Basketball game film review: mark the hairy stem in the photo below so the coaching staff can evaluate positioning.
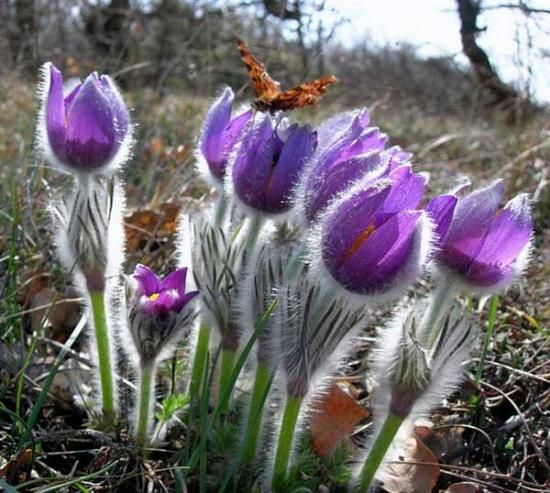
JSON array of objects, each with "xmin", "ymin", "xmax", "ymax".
[
  {"xmin": 135, "ymin": 362, "xmax": 155, "ymax": 451},
  {"xmin": 272, "ymin": 395, "xmax": 302, "ymax": 489},
  {"xmin": 242, "ymin": 363, "xmax": 272, "ymax": 462},
  {"xmin": 189, "ymin": 323, "xmax": 211, "ymax": 399},
  {"xmin": 420, "ymin": 277, "xmax": 457, "ymax": 349},
  {"xmin": 356, "ymin": 412, "xmax": 405, "ymax": 492},
  {"xmin": 89, "ymin": 290, "xmax": 115, "ymax": 425}
]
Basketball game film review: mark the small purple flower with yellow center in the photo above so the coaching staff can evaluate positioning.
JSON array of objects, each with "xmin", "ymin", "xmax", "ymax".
[
  {"xmin": 128, "ymin": 265, "xmax": 199, "ymax": 364},
  {"xmin": 127, "ymin": 265, "xmax": 198, "ymax": 450},
  {"xmin": 437, "ymin": 180, "xmax": 532, "ymax": 291},
  {"xmin": 313, "ymin": 165, "xmax": 432, "ymax": 303},
  {"xmin": 300, "ymin": 109, "xmax": 389, "ymax": 222},
  {"xmin": 38, "ymin": 62, "xmax": 130, "ymax": 174},
  {"xmin": 198, "ymin": 86, "xmax": 253, "ymax": 182},
  {"xmin": 230, "ymin": 113, "xmax": 317, "ymax": 214}
]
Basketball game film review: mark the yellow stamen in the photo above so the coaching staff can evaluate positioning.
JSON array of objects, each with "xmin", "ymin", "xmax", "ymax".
[
  {"xmin": 342, "ymin": 223, "xmax": 376, "ymax": 264},
  {"xmin": 149, "ymin": 293, "xmax": 160, "ymax": 301}
]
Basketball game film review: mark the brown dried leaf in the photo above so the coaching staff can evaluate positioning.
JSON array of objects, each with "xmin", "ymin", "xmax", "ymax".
[
  {"xmin": 124, "ymin": 202, "xmax": 181, "ymax": 253},
  {"xmin": 309, "ymin": 383, "xmax": 369, "ymax": 456},
  {"xmin": 380, "ymin": 427, "xmax": 440, "ymax": 493},
  {"xmin": 415, "ymin": 425, "xmax": 465, "ymax": 462},
  {"xmin": 0, "ymin": 448, "xmax": 33, "ymax": 484},
  {"xmin": 29, "ymin": 287, "xmax": 80, "ymax": 342}
]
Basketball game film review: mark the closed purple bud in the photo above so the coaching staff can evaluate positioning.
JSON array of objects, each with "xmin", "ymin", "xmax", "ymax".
[
  {"xmin": 198, "ymin": 86, "xmax": 252, "ymax": 181},
  {"xmin": 39, "ymin": 63, "xmax": 130, "ymax": 173},
  {"xmin": 317, "ymin": 168, "xmax": 431, "ymax": 301},
  {"xmin": 438, "ymin": 180, "xmax": 532, "ymax": 289},
  {"xmin": 301, "ymin": 110, "xmax": 389, "ymax": 222},
  {"xmin": 231, "ymin": 114, "xmax": 316, "ymax": 214},
  {"xmin": 128, "ymin": 265, "xmax": 199, "ymax": 363}
]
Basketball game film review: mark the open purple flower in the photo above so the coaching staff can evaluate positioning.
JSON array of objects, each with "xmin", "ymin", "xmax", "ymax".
[
  {"xmin": 134, "ymin": 265, "xmax": 199, "ymax": 317},
  {"xmin": 231, "ymin": 114, "xmax": 317, "ymax": 214},
  {"xmin": 128, "ymin": 265, "xmax": 199, "ymax": 363},
  {"xmin": 316, "ymin": 166, "xmax": 431, "ymax": 301},
  {"xmin": 198, "ymin": 87, "xmax": 252, "ymax": 182},
  {"xmin": 437, "ymin": 180, "xmax": 532, "ymax": 290},
  {"xmin": 300, "ymin": 109, "xmax": 389, "ymax": 222},
  {"xmin": 39, "ymin": 63, "xmax": 130, "ymax": 173}
]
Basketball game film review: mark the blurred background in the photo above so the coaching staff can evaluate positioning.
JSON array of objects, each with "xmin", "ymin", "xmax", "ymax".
[{"xmin": 1, "ymin": 0, "xmax": 549, "ymax": 113}]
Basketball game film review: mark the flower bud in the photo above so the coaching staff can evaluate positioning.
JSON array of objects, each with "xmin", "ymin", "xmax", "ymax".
[
  {"xmin": 231, "ymin": 114, "xmax": 317, "ymax": 214},
  {"xmin": 198, "ymin": 86, "xmax": 252, "ymax": 182},
  {"xmin": 128, "ymin": 265, "xmax": 199, "ymax": 364},
  {"xmin": 38, "ymin": 63, "xmax": 130, "ymax": 174},
  {"xmin": 315, "ymin": 166, "xmax": 432, "ymax": 302},
  {"xmin": 437, "ymin": 180, "xmax": 532, "ymax": 291}
]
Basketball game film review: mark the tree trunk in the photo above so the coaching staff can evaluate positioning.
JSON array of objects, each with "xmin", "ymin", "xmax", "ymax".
[{"xmin": 455, "ymin": 0, "xmax": 520, "ymax": 106}]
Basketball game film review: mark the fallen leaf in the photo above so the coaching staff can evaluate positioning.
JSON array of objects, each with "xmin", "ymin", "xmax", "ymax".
[
  {"xmin": 29, "ymin": 287, "xmax": 80, "ymax": 342},
  {"xmin": 415, "ymin": 425, "xmax": 465, "ymax": 462},
  {"xmin": 379, "ymin": 427, "xmax": 440, "ymax": 493},
  {"xmin": 0, "ymin": 448, "xmax": 33, "ymax": 484},
  {"xmin": 309, "ymin": 383, "xmax": 369, "ymax": 456},
  {"xmin": 124, "ymin": 202, "xmax": 181, "ymax": 253},
  {"xmin": 445, "ymin": 482, "xmax": 482, "ymax": 493}
]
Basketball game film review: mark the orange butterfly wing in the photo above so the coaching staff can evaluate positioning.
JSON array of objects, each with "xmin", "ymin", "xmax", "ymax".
[
  {"xmin": 238, "ymin": 38, "xmax": 280, "ymax": 100},
  {"xmin": 269, "ymin": 76, "xmax": 338, "ymax": 111},
  {"xmin": 238, "ymin": 38, "xmax": 337, "ymax": 112}
]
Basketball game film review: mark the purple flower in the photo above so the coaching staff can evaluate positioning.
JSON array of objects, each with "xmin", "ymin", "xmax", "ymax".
[
  {"xmin": 134, "ymin": 265, "xmax": 199, "ymax": 317},
  {"xmin": 198, "ymin": 87, "xmax": 253, "ymax": 182},
  {"xmin": 300, "ymin": 109, "xmax": 389, "ymax": 222},
  {"xmin": 317, "ymin": 166, "xmax": 431, "ymax": 299},
  {"xmin": 231, "ymin": 114, "xmax": 317, "ymax": 214},
  {"xmin": 437, "ymin": 180, "xmax": 532, "ymax": 289},
  {"xmin": 39, "ymin": 63, "xmax": 130, "ymax": 172},
  {"xmin": 128, "ymin": 265, "xmax": 199, "ymax": 363}
]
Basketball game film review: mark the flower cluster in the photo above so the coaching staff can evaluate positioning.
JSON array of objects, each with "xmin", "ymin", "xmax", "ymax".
[{"xmin": 37, "ymin": 63, "xmax": 533, "ymax": 491}]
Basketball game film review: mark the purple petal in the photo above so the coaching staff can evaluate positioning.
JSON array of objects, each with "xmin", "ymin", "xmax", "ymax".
[
  {"xmin": 316, "ymin": 110, "xmax": 359, "ymax": 153},
  {"xmin": 425, "ymin": 194, "xmax": 458, "ymax": 247},
  {"xmin": 134, "ymin": 264, "xmax": 160, "ymax": 296},
  {"xmin": 154, "ymin": 290, "xmax": 180, "ymax": 314},
  {"xmin": 464, "ymin": 194, "xmax": 532, "ymax": 284},
  {"xmin": 223, "ymin": 109, "xmax": 253, "ymax": 153},
  {"xmin": 265, "ymin": 125, "xmax": 316, "ymax": 212},
  {"xmin": 64, "ymin": 83, "xmax": 82, "ymax": 110},
  {"xmin": 339, "ymin": 128, "xmax": 387, "ymax": 159},
  {"xmin": 322, "ymin": 184, "xmax": 392, "ymax": 271},
  {"xmin": 380, "ymin": 166, "xmax": 426, "ymax": 215},
  {"xmin": 445, "ymin": 180, "xmax": 504, "ymax": 246},
  {"xmin": 45, "ymin": 63, "xmax": 67, "ymax": 162},
  {"xmin": 99, "ymin": 75, "xmax": 129, "ymax": 144},
  {"xmin": 199, "ymin": 87, "xmax": 233, "ymax": 179},
  {"xmin": 161, "ymin": 268, "xmax": 188, "ymax": 293},
  {"xmin": 325, "ymin": 210, "xmax": 422, "ymax": 294},
  {"xmin": 384, "ymin": 146, "xmax": 413, "ymax": 169},
  {"xmin": 232, "ymin": 114, "xmax": 276, "ymax": 211},
  {"xmin": 172, "ymin": 290, "xmax": 200, "ymax": 312},
  {"xmin": 306, "ymin": 151, "xmax": 383, "ymax": 221},
  {"xmin": 65, "ymin": 74, "xmax": 117, "ymax": 168}
]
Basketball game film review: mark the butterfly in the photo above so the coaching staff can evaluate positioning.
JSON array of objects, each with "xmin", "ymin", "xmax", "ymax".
[{"xmin": 238, "ymin": 38, "xmax": 337, "ymax": 112}]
